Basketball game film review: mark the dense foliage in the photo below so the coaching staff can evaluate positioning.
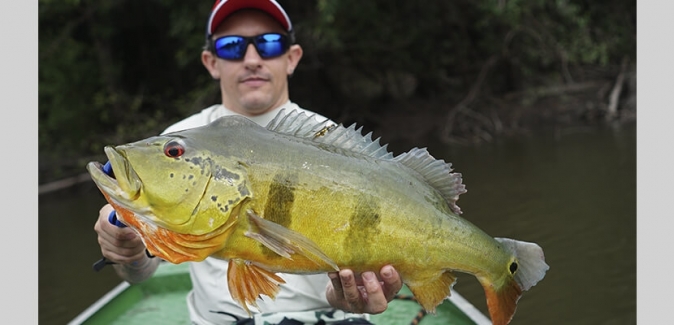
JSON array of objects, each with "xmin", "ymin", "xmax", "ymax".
[{"xmin": 39, "ymin": 0, "xmax": 635, "ymax": 182}]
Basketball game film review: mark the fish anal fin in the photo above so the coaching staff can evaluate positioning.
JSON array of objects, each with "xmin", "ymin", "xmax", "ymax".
[
  {"xmin": 245, "ymin": 210, "xmax": 339, "ymax": 271},
  {"xmin": 480, "ymin": 276, "xmax": 522, "ymax": 325},
  {"xmin": 405, "ymin": 270, "xmax": 457, "ymax": 314},
  {"xmin": 227, "ymin": 259, "xmax": 285, "ymax": 315}
]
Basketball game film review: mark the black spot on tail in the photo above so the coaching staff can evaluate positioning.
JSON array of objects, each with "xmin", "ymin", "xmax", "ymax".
[{"xmin": 509, "ymin": 261, "xmax": 518, "ymax": 274}]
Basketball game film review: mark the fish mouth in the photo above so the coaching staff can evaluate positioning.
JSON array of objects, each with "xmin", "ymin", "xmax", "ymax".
[{"xmin": 86, "ymin": 146, "xmax": 142, "ymax": 206}]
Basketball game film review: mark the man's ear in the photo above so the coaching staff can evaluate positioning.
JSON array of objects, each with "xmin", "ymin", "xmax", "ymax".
[
  {"xmin": 201, "ymin": 50, "xmax": 220, "ymax": 80},
  {"xmin": 286, "ymin": 44, "xmax": 303, "ymax": 76}
]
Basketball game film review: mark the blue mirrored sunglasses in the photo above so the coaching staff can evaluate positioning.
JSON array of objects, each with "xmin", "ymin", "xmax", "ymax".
[{"xmin": 210, "ymin": 33, "xmax": 291, "ymax": 60}]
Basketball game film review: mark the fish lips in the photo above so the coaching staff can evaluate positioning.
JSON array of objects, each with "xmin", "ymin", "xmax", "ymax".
[{"xmin": 87, "ymin": 146, "xmax": 142, "ymax": 202}]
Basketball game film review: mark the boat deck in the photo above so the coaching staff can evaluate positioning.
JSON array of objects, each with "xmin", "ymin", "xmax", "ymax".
[{"xmin": 69, "ymin": 262, "xmax": 490, "ymax": 325}]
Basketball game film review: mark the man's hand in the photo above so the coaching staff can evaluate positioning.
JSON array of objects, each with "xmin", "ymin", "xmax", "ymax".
[
  {"xmin": 93, "ymin": 204, "xmax": 146, "ymax": 265},
  {"xmin": 325, "ymin": 265, "xmax": 402, "ymax": 314}
]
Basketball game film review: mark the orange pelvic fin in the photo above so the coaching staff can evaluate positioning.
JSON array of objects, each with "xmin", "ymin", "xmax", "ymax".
[
  {"xmin": 245, "ymin": 210, "xmax": 339, "ymax": 271},
  {"xmin": 405, "ymin": 270, "xmax": 457, "ymax": 313},
  {"xmin": 227, "ymin": 258, "xmax": 286, "ymax": 315}
]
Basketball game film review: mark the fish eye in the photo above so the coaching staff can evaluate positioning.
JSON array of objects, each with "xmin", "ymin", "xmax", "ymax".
[{"xmin": 164, "ymin": 140, "xmax": 185, "ymax": 158}]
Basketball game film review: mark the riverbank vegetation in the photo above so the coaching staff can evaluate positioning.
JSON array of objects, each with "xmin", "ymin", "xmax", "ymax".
[{"xmin": 39, "ymin": 0, "xmax": 635, "ymax": 184}]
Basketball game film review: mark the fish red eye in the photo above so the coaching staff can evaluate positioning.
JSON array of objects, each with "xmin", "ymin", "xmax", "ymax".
[{"xmin": 164, "ymin": 141, "xmax": 185, "ymax": 158}]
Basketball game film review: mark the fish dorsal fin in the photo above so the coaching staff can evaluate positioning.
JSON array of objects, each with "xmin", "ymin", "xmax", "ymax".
[
  {"xmin": 394, "ymin": 147, "xmax": 467, "ymax": 215},
  {"xmin": 268, "ymin": 109, "xmax": 466, "ymax": 213},
  {"xmin": 266, "ymin": 109, "xmax": 394, "ymax": 160}
]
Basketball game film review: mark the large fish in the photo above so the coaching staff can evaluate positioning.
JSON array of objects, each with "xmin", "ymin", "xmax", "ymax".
[{"xmin": 87, "ymin": 109, "xmax": 548, "ymax": 325}]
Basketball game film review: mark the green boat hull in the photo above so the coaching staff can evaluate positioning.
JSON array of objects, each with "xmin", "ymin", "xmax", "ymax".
[{"xmin": 69, "ymin": 262, "xmax": 490, "ymax": 325}]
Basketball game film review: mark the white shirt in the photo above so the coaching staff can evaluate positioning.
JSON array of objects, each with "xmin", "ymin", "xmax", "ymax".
[
  {"xmin": 161, "ymin": 102, "xmax": 318, "ymax": 134},
  {"xmin": 160, "ymin": 102, "xmax": 368, "ymax": 325}
]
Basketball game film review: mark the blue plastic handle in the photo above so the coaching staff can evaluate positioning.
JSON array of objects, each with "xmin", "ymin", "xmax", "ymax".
[
  {"xmin": 102, "ymin": 161, "xmax": 125, "ymax": 227},
  {"xmin": 93, "ymin": 161, "xmax": 151, "ymax": 272},
  {"xmin": 108, "ymin": 210, "xmax": 127, "ymax": 228},
  {"xmin": 102, "ymin": 161, "xmax": 115, "ymax": 178}
]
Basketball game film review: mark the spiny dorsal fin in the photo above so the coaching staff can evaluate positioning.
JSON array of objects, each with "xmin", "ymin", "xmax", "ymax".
[
  {"xmin": 267, "ymin": 109, "xmax": 394, "ymax": 160},
  {"xmin": 266, "ymin": 108, "xmax": 332, "ymax": 137},
  {"xmin": 394, "ymin": 147, "xmax": 466, "ymax": 215},
  {"xmin": 268, "ymin": 109, "xmax": 465, "ymax": 212}
]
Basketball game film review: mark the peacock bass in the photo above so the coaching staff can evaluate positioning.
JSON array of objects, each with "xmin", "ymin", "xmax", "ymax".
[{"xmin": 86, "ymin": 109, "xmax": 549, "ymax": 325}]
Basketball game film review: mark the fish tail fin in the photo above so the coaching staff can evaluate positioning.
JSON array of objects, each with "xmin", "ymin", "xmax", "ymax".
[
  {"xmin": 479, "ymin": 238, "xmax": 549, "ymax": 325},
  {"xmin": 405, "ymin": 270, "xmax": 457, "ymax": 314},
  {"xmin": 495, "ymin": 237, "xmax": 549, "ymax": 292}
]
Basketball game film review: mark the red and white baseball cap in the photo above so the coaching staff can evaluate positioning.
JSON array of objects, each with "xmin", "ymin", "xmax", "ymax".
[{"xmin": 206, "ymin": 0, "xmax": 293, "ymax": 38}]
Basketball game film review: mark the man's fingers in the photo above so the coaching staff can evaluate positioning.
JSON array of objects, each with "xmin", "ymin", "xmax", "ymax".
[
  {"xmin": 361, "ymin": 271, "xmax": 387, "ymax": 314},
  {"xmin": 340, "ymin": 269, "xmax": 366, "ymax": 313},
  {"xmin": 101, "ymin": 249, "xmax": 145, "ymax": 265},
  {"xmin": 380, "ymin": 265, "xmax": 402, "ymax": 301},
  {"xmin": 328, "ymin": 272, "xmax": 343, "ymax": 299},
  {"xmin": 327, "ymin": 266, "xmax": 402, "ymax": 314},
  {"xmin": 97, "ymin": 225, "xmax": 140, "ymax": 248}
]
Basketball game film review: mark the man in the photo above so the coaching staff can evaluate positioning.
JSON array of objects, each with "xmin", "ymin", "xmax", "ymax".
[{"xmin": 93, "ymin": 1, "xmax": 402, "ymax": 324}]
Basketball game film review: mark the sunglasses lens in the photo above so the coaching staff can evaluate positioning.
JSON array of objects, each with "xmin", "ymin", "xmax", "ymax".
[
  {"xmin": 212, "ymin": 33, "xmax": 289, "ymax": 60},
  {"xmin": 213, "ymin": 36, "xmax": 247, "ymax": 60},
  {"xmin": 255, "ymin": 34, "xmax": 288, "ymax": 58}
]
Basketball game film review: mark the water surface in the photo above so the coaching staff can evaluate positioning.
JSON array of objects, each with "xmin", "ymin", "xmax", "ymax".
[{"xmin": 430, "ymin": 125, "xmax": 636, "ymax": 324}]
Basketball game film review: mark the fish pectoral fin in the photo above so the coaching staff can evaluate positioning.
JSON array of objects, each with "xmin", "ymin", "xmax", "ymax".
[
  {"xmin": 245, "ymin": 210, "xmax": 339, "ymax": 271},
  {"xmin": 405, "ymin": 270, "xmax": 457, "ymax": 314},
  {"xmin": 227, "ymin": 259, "xmax": 286, "ymax": 316}
]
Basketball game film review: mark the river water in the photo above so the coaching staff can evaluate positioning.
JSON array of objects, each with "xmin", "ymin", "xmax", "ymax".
[{"xmin": 38, "ymin": 124, "xmax": 636, "ymax": 325}]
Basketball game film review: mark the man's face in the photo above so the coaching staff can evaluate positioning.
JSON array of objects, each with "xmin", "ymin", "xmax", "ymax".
[{"xmin": 203, "ymin": 10, "xmax": 302, "ymax": 116}]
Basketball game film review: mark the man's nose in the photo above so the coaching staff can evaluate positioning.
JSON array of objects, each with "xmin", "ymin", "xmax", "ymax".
[{"xmin": 243, "ymin": 43, "xmax": 262, "ymax": 66}]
